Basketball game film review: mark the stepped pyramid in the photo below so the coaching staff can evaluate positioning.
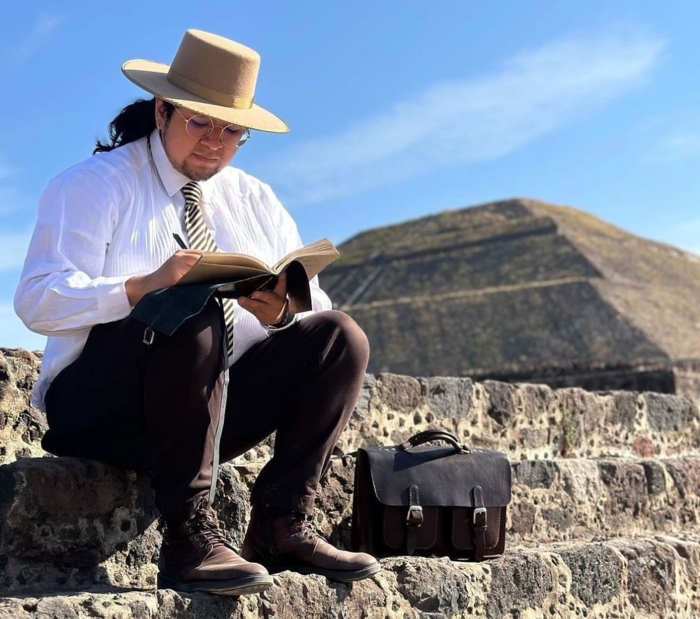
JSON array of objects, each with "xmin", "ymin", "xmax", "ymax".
[
  {"xmin": 1, "ymin": 348, "xmax": 700, "ymax": 617},
  {"xmin": 321, "ymin": 199, "xmax": 700, "ymax": 398}
]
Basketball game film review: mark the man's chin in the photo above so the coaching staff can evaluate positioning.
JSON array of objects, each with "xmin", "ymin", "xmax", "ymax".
[{"xmin": 181, "ymin": 163, "xmax": 221, "ymax": 182}]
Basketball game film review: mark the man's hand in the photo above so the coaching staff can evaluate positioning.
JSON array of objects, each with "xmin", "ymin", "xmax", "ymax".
[
  {"xmin": 237, "ymin": 273, "xmax": 289, "ymax": 325},
  {"xmin": 126, "ymin": 249, "xmax": 203, "ymax": 306}
]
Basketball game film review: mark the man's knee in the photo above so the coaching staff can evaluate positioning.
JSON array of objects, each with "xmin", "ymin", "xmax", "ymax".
[{"xmin": 306, "ymin": 310, "xmax": 370, "ymax": 369}]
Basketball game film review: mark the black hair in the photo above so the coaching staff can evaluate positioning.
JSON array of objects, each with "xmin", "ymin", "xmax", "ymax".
[{"xmin": 93, "ymin": 97, "xmax": 175, "ymax": 154}]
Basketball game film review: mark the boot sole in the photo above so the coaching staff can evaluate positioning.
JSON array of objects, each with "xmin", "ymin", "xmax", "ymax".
[
  {"xmin": 267, "ymin": 562, "xmax": 382, "ymax": 583},
  {"xmin": 157, "ymin": 572, "xmax": 274, "ymax": 596}
]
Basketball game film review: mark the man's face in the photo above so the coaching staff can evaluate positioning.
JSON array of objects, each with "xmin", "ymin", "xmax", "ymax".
[{"xmin": 155, "ymin": 98, "xmax": 243, "ymax": 181}]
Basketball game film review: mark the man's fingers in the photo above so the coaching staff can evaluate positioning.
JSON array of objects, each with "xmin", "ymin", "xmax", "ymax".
[
  {"xmin": 171, "ymin": 249, "xmax": 203, "ymax": 267},
  {"xmin": 237, "ymin": 296, "xmax": 259, "ymax": 309},
  {"xmin": 237, "ymin": 294, "xmax": 285, "ymax": 324},
  {"xmin": 274, "ymin": 272, "xmax": 288, "ymax": 294},
  {"xmin": 248, "ymin": 292, "xmax": 268, "ymax": 304},
  {"xmin": 240, "ymin": 272, "xmax": 287, "ymax": 321}
]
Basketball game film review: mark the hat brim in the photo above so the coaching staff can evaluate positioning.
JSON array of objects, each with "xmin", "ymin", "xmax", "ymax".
[{"xmin": 122, "ymin": 60, "xmax": 289, "ymax": 134}]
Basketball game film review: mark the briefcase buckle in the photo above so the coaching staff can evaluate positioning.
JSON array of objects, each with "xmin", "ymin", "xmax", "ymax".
[
  {"xmin": 473, "ymin": 506, "xmax": 488, "ymax": 529},
  {"xmin": 406, "ymin": 505, "xmax": 424, "ymax": 528},
  {"xmin": 143, "ymin": 328, "xmax": 155, "ymax": 345}
]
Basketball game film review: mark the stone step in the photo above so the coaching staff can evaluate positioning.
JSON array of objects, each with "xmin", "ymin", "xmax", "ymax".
[
  {"xmin": 1, "ymin": 534, "xmax": 699, "ymax": 619},
  {"xmin": 315, "ymin": 452, "xmax": 700, "ymax": 553},
  {"xmin": 3, "ymin": 346, "xmax": 700, "ymax": 467},
  {"xmin": 339, "ymin": 374, "xmax": 700, "ymax": 461},
  {"xmin": 2, "ymin": 453, "xmax": 699, "ymax": 595}
]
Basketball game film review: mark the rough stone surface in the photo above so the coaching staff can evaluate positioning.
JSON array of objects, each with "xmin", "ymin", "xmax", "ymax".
[
  {"xmin": 2, "ymin": 537, "xmax": 699, "ymax": 618},
  {"xmin": 4, "ymin": 452, "xmax": 700, "ymax": 596},
  {"xmin": 3, "ymin": 349, "xmax": 700, "ymax": 616},
  {"xmin": 210, "ymin": 464, "xmax": 254, "ymax": 548},
  {"xmin": 559, "ymin": 544, "xmax": 623, "ymax": 606},
  {"xmin": 337, "ymin": 373, "xmax": 700, "ymax": 463},
  {"xmin": 599, "ymin": 460, "xmax": 648, "ymax": 519},
  {"xmin": 611, "ymin": 537, "xmax": 698, "ymax": 619},
  {"xmin": 511, "ymin": 460, "xmax": 556, "ymax": 489},
  {"xmin": 485, "ymin": 551, "xmax": 553, "ymax": 618},
  {"xmin": 609, "ymin": 390, "xmax": 638, "ymax": 427},
  {"xmin": 418, "ymin": 376, "xmax": 474, "ymax": 421},
  {"xmin": 642, "ymin": 460, "xmax": 667, "ymax": 496},
  {"xmin": 0, "ymin": 457, "xmax": 160, "ymax": 593},
  {"xmin": 0, "ymin": 349, "xmax": 44, "ymax": 465},
  {"xmin": 483, "ymin": 380, "xmax": 518, "ymax": 427},
  {"xmin": 3, "ymin": 347, "xmax": 700, "ymax": 467},
  {"xmin": 392, "ymin": 557, "xmax": 472, "ymax": 616},
  {"xmin": 645, "ymin": 392, "xmax": 699, "ymax": 432}
]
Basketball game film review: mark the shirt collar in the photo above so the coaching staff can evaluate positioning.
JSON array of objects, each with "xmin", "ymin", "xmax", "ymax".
[{"xmin": 149, "ymin": 129, "xmax": 191, "ymax": 198}]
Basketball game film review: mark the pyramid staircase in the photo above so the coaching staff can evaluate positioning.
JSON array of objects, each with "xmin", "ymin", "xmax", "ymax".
[{"xmin": 1, "ymin": 348, "xmax": 699, "ymax": 618}]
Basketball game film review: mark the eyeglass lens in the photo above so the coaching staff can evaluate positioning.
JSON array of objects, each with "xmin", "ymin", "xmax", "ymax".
[{"xmin": 184, "ymin": 113, "xmax": 250, "ymax": 147}]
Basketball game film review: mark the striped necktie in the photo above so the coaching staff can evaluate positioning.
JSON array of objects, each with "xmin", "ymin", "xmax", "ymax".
[{"xmin": 182, "ymin": 181, "xmax": 234, "ymax": 359}]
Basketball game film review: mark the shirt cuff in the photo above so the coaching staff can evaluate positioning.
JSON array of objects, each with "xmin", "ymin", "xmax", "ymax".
[{"xmin": 95, "ymin": 277, "xmax": 133, "ymax": 322}]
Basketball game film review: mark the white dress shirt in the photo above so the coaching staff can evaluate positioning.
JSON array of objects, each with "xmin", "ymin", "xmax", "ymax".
[{"xmin": 14, "ymin": 130, "xmax": 332, "ymax": 410}]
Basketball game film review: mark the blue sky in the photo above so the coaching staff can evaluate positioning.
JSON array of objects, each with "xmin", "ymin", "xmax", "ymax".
[{"xmin": 2, "ymin": 1, "xmax": 699, "ymax": 350}]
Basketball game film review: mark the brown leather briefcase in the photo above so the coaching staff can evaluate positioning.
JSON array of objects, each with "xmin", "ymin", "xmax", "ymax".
[{"xmin": 351, "ymin": 430, "xmax": 511, "ymax": 560}]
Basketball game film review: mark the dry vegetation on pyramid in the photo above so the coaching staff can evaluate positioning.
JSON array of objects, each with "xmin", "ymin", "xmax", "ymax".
[{"xmin": 321, "ymin": 199, "xmax": 700, "ymax": 398}]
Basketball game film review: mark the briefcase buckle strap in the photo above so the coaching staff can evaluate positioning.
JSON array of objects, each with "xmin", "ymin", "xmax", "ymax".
[
  {"xmin": 406, "ymin": 484, "xmax": 423, "ymax": 529},
  {"xmin": 142, "ymin": 327, "xmax": 155, "ymax": 345},
  {"xmin": 473, "ymin": 506, "xmax": 488, "ymax": 530},
  {"xmin": 471, "ymin": 485, "xmax": 488, "ymax": 561},
  {"xmin": 405, "ymin": 485, "xmax": 423, "ymax": 556},
  {"xmin": 406, "ymin": 505, "xmax": 424, "ymax": 529}
]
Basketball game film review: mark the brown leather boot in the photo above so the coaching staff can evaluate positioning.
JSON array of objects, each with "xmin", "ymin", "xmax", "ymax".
[
  {"xmin": 241, "ymin": 503, "xmax": 380, "ymax": 582},
  {"xmin": 158, "ymin": 505, "xmax": 273, "ymax": 596}
]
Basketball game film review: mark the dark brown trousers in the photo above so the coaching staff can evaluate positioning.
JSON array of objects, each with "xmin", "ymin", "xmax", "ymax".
[{"xmin": 42, "ymin": 303, "xmax": 369, "ymax": 522}]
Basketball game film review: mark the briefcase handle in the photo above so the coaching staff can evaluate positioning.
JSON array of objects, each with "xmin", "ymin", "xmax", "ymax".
[{"xmin": 399, "ymin": 429, "xmax": 470, "ymax": 453}]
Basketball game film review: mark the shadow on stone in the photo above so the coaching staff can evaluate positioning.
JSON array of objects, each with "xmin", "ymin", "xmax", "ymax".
[{"xmin": 0, "ymin": 457, "xmax": 160, "ymax": 594}]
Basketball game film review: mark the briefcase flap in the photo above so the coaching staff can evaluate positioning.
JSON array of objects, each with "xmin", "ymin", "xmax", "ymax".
[{"xmin": 360, "ymin": 446, "xmax": 511, "ymax": 508}]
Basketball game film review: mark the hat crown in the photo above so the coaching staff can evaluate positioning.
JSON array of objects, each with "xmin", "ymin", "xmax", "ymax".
[
  {"xmin": 121, "ymin": 29, "xmax": 289, "ymax": 133},
  {"xmin": 167, "ymin": 30, "xmax": 260, "ymax": 109}
]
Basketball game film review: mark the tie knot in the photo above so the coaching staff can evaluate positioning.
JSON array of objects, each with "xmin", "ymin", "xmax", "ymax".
[{"xmin": 182, "ymin": 181, "xmax": 202, "ymax": 206}]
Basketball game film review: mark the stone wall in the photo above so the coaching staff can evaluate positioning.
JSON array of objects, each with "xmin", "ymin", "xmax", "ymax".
[
  {"xmin": 1, "ymin": 347, "xmax": 700, "ymax": 618},
  {"xmin": 0, "ymin": 349, "xmax": 44, "ymax": 465}
]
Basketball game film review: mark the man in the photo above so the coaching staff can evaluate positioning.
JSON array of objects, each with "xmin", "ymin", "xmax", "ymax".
[{"xmin": 14, "ymin": 29, "xmax": 379, "ymax": 597}]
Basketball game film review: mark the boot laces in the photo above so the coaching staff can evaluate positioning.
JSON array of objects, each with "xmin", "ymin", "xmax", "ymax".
[
  {"xmin": 290, "ymin": 512, "xmax": 322, "ymax": 542},
  {"xmin": 193, "ymin": 507, "xmax": 230, "ymax": 549}
]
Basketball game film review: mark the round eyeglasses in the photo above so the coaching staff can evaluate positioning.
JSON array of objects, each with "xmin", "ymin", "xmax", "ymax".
[{"xmin": 174, "ymin": 107, "xmax": 251, "ymax": 148}]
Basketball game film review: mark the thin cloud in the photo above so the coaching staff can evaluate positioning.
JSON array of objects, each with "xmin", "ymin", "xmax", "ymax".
[
  {"xmin": 0, "ymin": 159, "xmax": 15, "ymax": 180},
  {"xmin": 656, "ymin": 131, "xmax": 700, "ymax": 161},
  {"xmin": 0, "ymin": 152, "xmax": 30, "ymax": 215},
  {"xmin": 0, "ymin": 154, "xmax": 21, "ymax": 215},
  {"xmin": 0, "ymin": 231, "xmax": 32, "ymax": 273},
  {"xmin": 0, "ymin": 185, "xmax": 30, "ymax": 217},
  {"xmin": 259, "ymin": 28, "xmax": 665, "ymax": 206},
  {"xmin": 5, "ymin": 12, "xmax": 63, "ymax": 69},
  {"xmin": 635, "ymin": 106, "xmax": 700, "ymax": 164}
]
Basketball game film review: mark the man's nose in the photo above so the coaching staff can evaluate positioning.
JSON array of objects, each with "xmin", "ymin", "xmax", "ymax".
[{"xmin": 200, "ymin": 127, "xmax": 224, "ymax": 149}]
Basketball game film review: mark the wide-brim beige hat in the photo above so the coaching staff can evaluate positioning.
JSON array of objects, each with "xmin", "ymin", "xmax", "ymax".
[{"xmin": 122, "ymin": 29, "xmax": 289, "ymax": 133}]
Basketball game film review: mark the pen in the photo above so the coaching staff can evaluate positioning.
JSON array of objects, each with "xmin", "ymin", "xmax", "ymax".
[{"xmin": 173, "ymin": 233, "xmax": 188, "ymax": 249}]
